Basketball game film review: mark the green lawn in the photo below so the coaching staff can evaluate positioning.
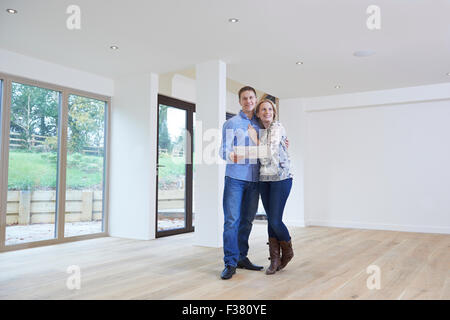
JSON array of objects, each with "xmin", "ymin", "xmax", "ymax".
[
  {"xmin": 7, "ymin": 150, "xmax": 185, "ymax": 190},
  {"xmin": 158, "ymin": 153, "xmax": 186, "ymax": 187},
  {"xmin": 7, "ymin": 150, "xmax": 104, "ymax": 190}
]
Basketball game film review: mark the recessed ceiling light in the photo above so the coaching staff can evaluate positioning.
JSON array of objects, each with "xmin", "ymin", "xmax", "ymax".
[
  {"xmin": 446, "ymin": 72, "xmax": 450, "ymax": 76},
  {"xmin": 110, "ymin": 45, "xmax": 119, "ymax": 50},
  {"xmin": 6, "ymin": 8, "xmax": 18, "ymax": 14},
  {"xmin": 296, "ymin": 61, "xmax": 304, "ymax": 65},
  {"xmin": 334, "ymin": 85, "xmax": 341, "ymax": 89},
  {"xmin": 228, "ymin": 18, "xmax": 239, "ymax": 23},
  {"xmin": 353, "ymin": 50, "xmax": 375, "ymax": 57}
]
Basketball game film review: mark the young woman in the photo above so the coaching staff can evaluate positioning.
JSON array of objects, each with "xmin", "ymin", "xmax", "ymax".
[{"xmin": 248, "ymin": 99, "xmax": 294, "ymax": 275}]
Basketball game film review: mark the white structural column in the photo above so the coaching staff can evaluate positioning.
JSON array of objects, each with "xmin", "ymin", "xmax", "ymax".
[
  {"xmin": 109, "ymin": 73, "xmax": 158, "ymax": 240},
  {"xmin": 279, "ymin": 98, "xmax": 307, "ymax": 227},
  {"xmin": 194, "ymin": 60, "xmax": 227, "ymax": 247}
]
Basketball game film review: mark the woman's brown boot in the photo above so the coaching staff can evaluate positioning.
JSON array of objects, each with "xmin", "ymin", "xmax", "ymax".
[
  {"xmin": 266, "ymin": 237, "xmax": 281, "ymax": 275},
  {"xmin": 279, "ymin": 240, "xmax": 294, "ymax": 270}
]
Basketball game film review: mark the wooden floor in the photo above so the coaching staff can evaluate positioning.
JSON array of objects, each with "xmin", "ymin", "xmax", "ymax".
[{"xmin": 0, "ymin": 222, "xmax": 449, "ymax": 300}]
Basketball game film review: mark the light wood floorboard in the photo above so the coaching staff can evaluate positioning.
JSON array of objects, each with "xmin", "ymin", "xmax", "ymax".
[{"xmin": 0, "ymin": 222, "xmax": 448, "ymax": 300}]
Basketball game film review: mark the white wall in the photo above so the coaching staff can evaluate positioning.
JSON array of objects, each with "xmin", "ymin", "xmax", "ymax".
[
  {"xmin": 0, "ymin": 49, "xmax": 114, "ymax": 96},
  {"xmin": 279, "ymin": 98, "xmax": 307, "ymax": 227},
  {"xmin": 109, "ymin": 73, "xmax": 158, "ymax": 240},
  {"xmin": 171, "ymin": 74, "xmax": 196, "ymax": 104},
  {"xmin": 296, "ymin": 83, "xmax": 450, "ymax": 234},
  {"xmin": 167, "ymin": 73, "xmax": 242, "ymax": 115}
]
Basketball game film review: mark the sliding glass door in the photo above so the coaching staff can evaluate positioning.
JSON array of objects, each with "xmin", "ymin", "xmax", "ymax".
[
  {"xmin": 156, "ymin": 95, "xmax": 194, "ymax": 237},
  {"xmin": 6, "ymin": 82, "xmax": 61, "ymax": 245},
  {"xmin": 64, "ymin": 94, "xmax": 107, "ymax": 237},
  {"xmin": 0, "ymin": 73, "xmax": 110, "ymax": 251}
]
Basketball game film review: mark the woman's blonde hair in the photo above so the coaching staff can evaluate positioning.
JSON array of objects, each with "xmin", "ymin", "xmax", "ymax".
[{"xmin": 255, "ymin": 99, "xmax": 277, "ymax": 121}]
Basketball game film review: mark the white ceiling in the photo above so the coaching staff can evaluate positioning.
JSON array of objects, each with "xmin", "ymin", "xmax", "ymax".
[{"xmin": 1, "ymin": 0, "xmax": 450, "ymax": 98}]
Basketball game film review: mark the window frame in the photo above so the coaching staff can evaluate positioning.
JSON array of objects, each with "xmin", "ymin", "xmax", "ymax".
[
  {"xmin": 156, "ymin": 94, "xmax": 195, "ymax": 238},
  {"xmin": 0, "ymin": 72, "xmax": 111, "ymax": 252}
]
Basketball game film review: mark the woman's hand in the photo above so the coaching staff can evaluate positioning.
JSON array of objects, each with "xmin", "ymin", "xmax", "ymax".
[{"xmin": 248, "ymin": 124, "xmax": 259, "ymax": 145}]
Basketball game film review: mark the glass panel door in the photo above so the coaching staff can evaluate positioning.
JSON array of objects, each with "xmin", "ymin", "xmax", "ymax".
[
  {"xmin": 156, "ymin": 95, "xmax": 194, "ymax": 237},
  {"xmin": 6, "ymin": 82, "xmax": 61, "ymax": 245},
  {"xmin": 64, "ymin": 94, "xmax": 106, "ymax": 237}
]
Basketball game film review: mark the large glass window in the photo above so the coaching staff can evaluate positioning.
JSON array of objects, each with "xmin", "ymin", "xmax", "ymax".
[
  {"xmin": 0, "ymin": 74, "xmax": 109, "ymax": 251},
  {"xmin": 6, "ymin": 82, "xmax": 61, "ymax": 245},
  {"xmin": 64, "ymin": 94, "xmax": 106, "ymax": 237}
]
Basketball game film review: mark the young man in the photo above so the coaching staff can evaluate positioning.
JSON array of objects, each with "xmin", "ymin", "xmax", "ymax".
[{"xmin": 220, "ymin": 86, "xmax": 264, "ymax": 280}]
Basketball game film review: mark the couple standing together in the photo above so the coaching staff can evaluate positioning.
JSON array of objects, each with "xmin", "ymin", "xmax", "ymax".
[{"xmin": 220, "ymin": 86, "xmax": 294, "ymax": 280}]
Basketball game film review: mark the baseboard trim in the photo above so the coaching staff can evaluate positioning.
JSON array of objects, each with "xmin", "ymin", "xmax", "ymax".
[
  {"xmin": 305, "ymin": 219, "xmax": 450, "ymax": 235},
  {"xmin": 284, "ymin": 219, "xmax": 306, "ymax": 227}
]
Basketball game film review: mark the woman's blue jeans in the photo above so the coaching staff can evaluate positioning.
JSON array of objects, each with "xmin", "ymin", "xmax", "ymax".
[
  {"xmin": 259, "ymin": 178, "xmax": 292, "ymax": 242},
  {"xmin": 223, "ymin": 176, "xmax": 259, "ymax": 267}
]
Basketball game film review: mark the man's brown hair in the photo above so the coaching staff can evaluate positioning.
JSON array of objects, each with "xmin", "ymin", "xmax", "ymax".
[{"xmin": 238, "ymin": 86, "xmax": 257, "ymax": 100}]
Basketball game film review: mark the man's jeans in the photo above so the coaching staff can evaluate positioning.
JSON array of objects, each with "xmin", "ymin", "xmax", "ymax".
[{"xmin": 223, "ymin": 176, "xmax": 259, "ymax": 267}]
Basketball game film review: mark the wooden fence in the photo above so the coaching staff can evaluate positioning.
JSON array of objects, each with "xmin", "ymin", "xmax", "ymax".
[
  {"xmin": 6, "ymin": 190, "xmax": 103, "ymax": 225},
  {"xmin": 10, "ymin": 132, "xmax": 47, "ymax": 149},
  {"xmin": 6, "ymin": 189, "xmax": 185, "ymax": 225},
  {"xmin": 10, "ymin": 132, "xmax": 103, "ymax": 155},
  {"xmin": 157, "ymin": 189, "xmax": 184, "ymax": 210}
]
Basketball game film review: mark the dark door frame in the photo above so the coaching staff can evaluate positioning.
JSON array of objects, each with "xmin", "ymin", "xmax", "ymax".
[{"xmin": 156, "ymin": 94, "xmax": 195, "ymax": 238}]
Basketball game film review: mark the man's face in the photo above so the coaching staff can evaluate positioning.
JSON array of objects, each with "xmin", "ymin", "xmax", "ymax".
[{"xmin": 239, "ymin": 90, "xmax": 257, "ymax": 113}]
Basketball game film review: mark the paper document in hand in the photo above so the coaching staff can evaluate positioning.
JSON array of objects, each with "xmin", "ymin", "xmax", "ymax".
[{"xmin": 234, "ymin": 146, "xmax": 269, "ymax": 159}]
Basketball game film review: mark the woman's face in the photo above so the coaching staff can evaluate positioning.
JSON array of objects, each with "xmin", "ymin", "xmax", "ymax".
[{"xmin": 257, "ymin": 102, "xmax": 274, "ymax": 123}]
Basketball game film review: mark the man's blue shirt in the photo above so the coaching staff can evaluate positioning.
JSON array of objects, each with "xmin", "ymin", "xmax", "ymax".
[{"xmin": 220, "ymin": 110, "xmax": 260, "ymax": 182}]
